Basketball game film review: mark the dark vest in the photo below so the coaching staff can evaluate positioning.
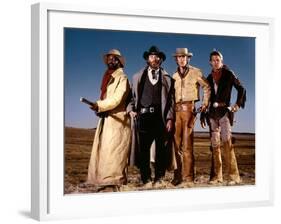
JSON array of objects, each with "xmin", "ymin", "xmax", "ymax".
[{"xmin": 140, "ymin": 72, "xmax": 162, "ymax": 108}]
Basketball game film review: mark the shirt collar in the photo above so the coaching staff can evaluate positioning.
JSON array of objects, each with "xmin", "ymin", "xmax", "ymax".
[
  {"xmin": 177, "ymin": 65, "xmax": 189, "ymax": 78},
  {"xmin": 148, "ymin": 66, "xmax": 160, "ymax": 74}
]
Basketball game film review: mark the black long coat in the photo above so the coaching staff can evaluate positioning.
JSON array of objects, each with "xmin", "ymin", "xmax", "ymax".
[{"xmin": 126, "ymin": 66, "xmax": 176, "ymax": 170}]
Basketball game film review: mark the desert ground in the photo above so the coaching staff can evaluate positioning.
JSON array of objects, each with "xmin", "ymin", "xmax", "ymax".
[{"xmin": 64, "ymin": 127, "xmax": 255, "ymax": 194}]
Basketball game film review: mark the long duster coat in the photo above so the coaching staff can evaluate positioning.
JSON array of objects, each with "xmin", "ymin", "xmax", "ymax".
[
  {"xmin": 127, "ymin": 66, "xmax": 177, "ymax": 171},
  {"xmin": 87, "ymin": 68, "xmax": 131, "ymax": 186}
]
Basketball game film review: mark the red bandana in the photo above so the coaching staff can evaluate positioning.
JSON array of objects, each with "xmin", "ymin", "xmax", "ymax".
[{"xmin": 100, "ymin": 69, "xmax": 115, "ymax": 100}]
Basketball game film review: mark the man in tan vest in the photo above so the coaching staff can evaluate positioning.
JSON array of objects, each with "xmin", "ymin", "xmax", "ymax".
[{"xmin": 172, "ymin": 48, "xmax": 210, "ymax": 186}]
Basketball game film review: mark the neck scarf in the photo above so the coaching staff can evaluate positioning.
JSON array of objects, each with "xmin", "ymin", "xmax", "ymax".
[
  {"xmin": 178, "ymin": 66, "xmax": 189, "ymax": 78},
  {"xmin": 100, "ymin": 69, "xmax": 115, "ymax": 100}
]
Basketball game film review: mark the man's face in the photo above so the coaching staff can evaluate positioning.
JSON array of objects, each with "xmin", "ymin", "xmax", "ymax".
[
  {"xmin": 107, "ymin": 55, "xmax": 120, "ymax": 69},
  {"xmin": 210, "ymin": 55, "xmax": 223, "ymax": 70},
  {"xmin": 176, "ymin": 55, "xmax": 190, "ymax": 67},
  {"xmin": 147, "ymin": 54, "xmax": 161, "ymax": 69}
]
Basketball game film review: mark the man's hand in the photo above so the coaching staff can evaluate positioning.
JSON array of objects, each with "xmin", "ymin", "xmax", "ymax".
[
  {"xmin": 89, "ymin": 102, "xmax": 98, "ymax": 111},
  {"xmin": 199, "ymin": 104, "xmax": 207, "ymax": 113},
  {"xmin": 230, "ymin": 104, "xmax": 239, "ymax": 112},
  {"xmin": 200, "ymin": 119, "xmax": 206, "ymax": 129},
  {"xmin": 166, "ymin": 119, "xmax": 173, "ymax": 133},
  {"xmin": 129, "ymin": 111, "xmax": 137, "ymax": 119},
  {"xmin": 200, "ymin": 112, "xmax": 207, "ymax": 129}
]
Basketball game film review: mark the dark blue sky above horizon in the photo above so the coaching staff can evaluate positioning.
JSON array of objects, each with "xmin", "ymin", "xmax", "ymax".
[{"xmin": 64, "ymin": 28, "xmax": 255, "ymax": 133}]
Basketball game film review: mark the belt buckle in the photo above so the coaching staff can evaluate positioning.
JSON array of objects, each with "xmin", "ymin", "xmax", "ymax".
[{"xmin": 149, "ymin": 107, "xmax": 154, "ymax": 113}]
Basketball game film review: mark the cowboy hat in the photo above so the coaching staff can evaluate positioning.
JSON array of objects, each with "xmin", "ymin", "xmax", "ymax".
[
  {"xmin": 143, "ymin": 45, "xmax": 166, "ymax": 61},
  {"xmin": 103, "ymin": 49, "xmax": 125, "ymax": 67},
  {"xmin": 173, "ymin": 48, "xmax": 193, "ymax": 57}
]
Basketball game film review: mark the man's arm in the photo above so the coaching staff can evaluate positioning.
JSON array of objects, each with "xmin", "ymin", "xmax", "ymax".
[
  {"xmin": 126, "ymin": 80, "xmax": 138, "ymax": 119},
  {"xmin": 165, "ymin": 78, "xmax": 175, "ymax": 133},
  {"xmin": 96, "ymin": 75, "xmax": 130, "ymax": 112},
  {"xmin": 197, "ymin": 71, "xmax": 211, "ymax": 110},
  {"xmin": 166, "ymin": 78, "xmax": 175, "ymax": 121},
  {"xmin": 232, "ymin": 72, "xmax": 246, "ymax": 109}
]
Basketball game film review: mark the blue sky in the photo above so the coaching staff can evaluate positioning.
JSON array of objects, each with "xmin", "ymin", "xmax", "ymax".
[{"xmin": 64, "ymin": 28, "xmax": 255, "ymax": 133}]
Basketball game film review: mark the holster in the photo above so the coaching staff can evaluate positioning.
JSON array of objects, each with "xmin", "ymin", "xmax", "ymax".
[
  {"xmin": 200, "ymin": 111, "xmax": 210, "ymax": 127},
  {"xmin": 227, "ymin": 111, "xmax": 234, "ymax": 126}
]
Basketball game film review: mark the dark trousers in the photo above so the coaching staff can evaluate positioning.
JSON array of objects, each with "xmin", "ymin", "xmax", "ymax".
[{"xmin": 138, "ymin": 112, "xmax": 166, "ymax": 183}]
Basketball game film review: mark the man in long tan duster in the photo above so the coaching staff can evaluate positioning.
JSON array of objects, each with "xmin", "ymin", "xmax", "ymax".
[
  {"xmin": 87, "ymin": 49, "xmax": 131, "ymax": 192},
  {"xmin": 172, "ymin": 48, "xmax": 210, "ymax": 186}
]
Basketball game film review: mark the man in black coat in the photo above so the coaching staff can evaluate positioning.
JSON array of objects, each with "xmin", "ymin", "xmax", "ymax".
[
  {"xmin": 127, "ymin": 46, "xmax": 175, "ymax": 186},
  {"xmin": 202, "ymin": 50, "xmax": 246, "ymax": 185}
]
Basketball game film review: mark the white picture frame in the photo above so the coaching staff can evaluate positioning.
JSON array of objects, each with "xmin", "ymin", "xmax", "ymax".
[{"xmin": 31, "ymin": 2, "xmax": 274, "ymax": 221}]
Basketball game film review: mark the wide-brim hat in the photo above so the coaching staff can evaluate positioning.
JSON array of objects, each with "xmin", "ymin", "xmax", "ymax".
[
  {"xmin": 103, "ymin": 49, "xmax": 125, "ymax": 67},
  {"xmin": 173, "ymin": 48, "xmax": 193, "ymax": 57},
  {"xmin": 143, "ymin": 45, "xmax": 166, "ymax": 61}
]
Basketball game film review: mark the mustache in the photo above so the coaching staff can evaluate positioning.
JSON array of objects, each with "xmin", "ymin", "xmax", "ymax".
[
  {"xmin": 148, "ymin": 61, "xmax": 161, "ymax": 67},
  {"xmin": 107, "ymin": 62, "xmax": 120, "ymax": 69}
]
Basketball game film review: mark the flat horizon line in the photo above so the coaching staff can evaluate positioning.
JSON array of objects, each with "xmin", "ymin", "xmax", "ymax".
[{"xmin": 64, "ymin": 126, "xmax": 255, "ymax": 135}]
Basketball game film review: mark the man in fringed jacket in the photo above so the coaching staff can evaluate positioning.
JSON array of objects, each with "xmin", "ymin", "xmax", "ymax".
[{"xmin": 202, "ymin": 50, "xmax": 246, "ymax": 185}]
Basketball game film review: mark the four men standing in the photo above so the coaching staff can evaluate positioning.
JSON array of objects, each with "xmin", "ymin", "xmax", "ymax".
[{"xmin": 87, "ymin": 46, "xmax": 246, "ymax": 190}]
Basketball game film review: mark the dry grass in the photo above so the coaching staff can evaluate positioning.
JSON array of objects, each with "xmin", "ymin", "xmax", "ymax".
[{"xmin": 64, "ymin": 127, "xmax": 255, "ymax": 194}]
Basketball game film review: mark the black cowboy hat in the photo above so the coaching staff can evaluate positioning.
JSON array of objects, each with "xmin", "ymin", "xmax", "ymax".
[{"xmin": 143, "ymin": 45, "xmax": 166, "ymax": 61}]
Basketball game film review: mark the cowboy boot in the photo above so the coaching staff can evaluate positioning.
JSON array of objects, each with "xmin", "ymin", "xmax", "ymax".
[
  {"xmin": 209, "ymin": 146, "xmax": 223, "ymax": 184},
  {"xmin": 223, "ymin": 139, "xmax": 240, "ymax": 185}
]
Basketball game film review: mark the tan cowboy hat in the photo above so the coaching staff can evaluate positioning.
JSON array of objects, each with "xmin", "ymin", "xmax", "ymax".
[
  {"xmin": 103, "ymin": 49, "xmax": 125, "ymax": 67},
  {"xmin": 173, "ymin": 48, "xmax": 193, "ymax": 57}
]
